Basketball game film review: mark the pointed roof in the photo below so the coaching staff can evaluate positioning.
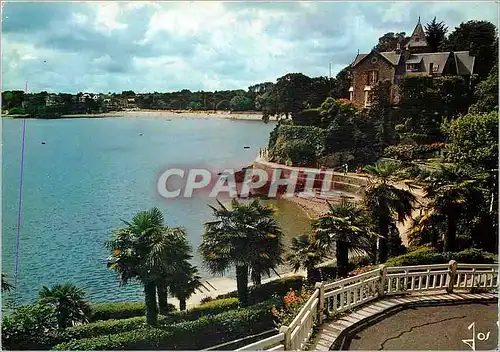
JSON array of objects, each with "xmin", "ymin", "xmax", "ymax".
[
  {"xmin": 351, "ymin": 50, "xmax": 399, "ymax": 68},
  {"xmin": 405, "ymin": 17, "xmax": 429, "ymax": 48}
]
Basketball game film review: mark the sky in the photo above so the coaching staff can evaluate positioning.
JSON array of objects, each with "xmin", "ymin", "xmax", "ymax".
[{"xmin": 1, "ymin": 1, "xmax": 498, "ymax": 94}]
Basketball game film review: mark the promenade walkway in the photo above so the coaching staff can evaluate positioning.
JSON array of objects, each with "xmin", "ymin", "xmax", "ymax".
[
  {"xmin": 312, "ymin": 291, "xmax": 497, "ymax": 350},
  {"xmin": 236, "ymin": 261, "xmax": 498, "ymax": 351}
]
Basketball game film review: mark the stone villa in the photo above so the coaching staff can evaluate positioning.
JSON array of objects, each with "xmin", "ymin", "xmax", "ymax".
[{"xmin": 348, "ymin": 18, "xmax": 475, "ymax": 109}]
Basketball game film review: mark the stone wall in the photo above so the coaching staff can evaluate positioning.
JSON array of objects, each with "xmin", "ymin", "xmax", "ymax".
[{"xmin": 351, "ymin": 54, "xmax": 396, "ymax": 109}]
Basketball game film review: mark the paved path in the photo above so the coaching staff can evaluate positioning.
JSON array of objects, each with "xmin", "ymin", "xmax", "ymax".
[
  {"xmin": 347, "ymin": 302, "xmax": 498, "ymax": 350},
  {"xmin": 312, "ymin": 292, "xmax": 497, "ymax": 350}
]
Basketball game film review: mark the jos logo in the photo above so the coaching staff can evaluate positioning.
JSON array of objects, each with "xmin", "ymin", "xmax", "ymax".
[{"xmin": 462, "ymin": 322, "xmax": 495, "ymax": 351}]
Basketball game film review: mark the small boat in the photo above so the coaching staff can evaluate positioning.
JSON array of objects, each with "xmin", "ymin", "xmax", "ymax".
[
  {"xmin": 41, "ymin": 141, "xmax": 46, "ymax": 144},
  {"xmin": 244, "ymin": 146, "xmax": 250, "ymax": 149}
]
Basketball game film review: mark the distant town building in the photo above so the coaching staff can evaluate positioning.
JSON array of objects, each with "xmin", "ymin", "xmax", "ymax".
[{"xmin": 348, "ymin": 18, "xmax": 475, "ymax": 109}]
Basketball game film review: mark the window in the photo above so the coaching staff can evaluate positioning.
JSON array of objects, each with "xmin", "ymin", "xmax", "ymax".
[
  {"xmin": 432, "ymin": 64, "xmax": 439, "ymax": 73},
  {"xmin": 365, "ymin": 70, "xmax": 379, "ymax": 85},
  {"xmin": 349, "ymin": 87, "xmax": 354, "ymax": 101},
  {"xmin": 363, "ymin": 87, "xmax": 372, "ymax": 107},
  {"xmin": 406, "ymin": 63, "xmax": 419, "ymax": 72}
]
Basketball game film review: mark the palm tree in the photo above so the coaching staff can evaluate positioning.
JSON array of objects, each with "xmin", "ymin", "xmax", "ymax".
[
  {"xmin": 422, "ymin": 165, "xmax": 486, "ymax": 252},
  {"xmin": 286, "ymin": 234, "xmax": 327, "ymax": 283},
  {"xmin": 38, "ymin": 283, "xmax": 90, "ymax": 329},
  {"xmin": 106, "ymin": 207, "xmax": 192, "ymax": 325},
  {"xmin": 169, "ymin": 262, "xmax": 203, "ymax": 311},
  {"xmin": 1, "ymin": 274, "xmax": 14, "ymax": 292},
  {"xmin": 363, "ymin": 160, "xmax": 417, "ymax": 263},
  {"xmin": 199, "ymin": 199, "xmax": 284, "ymax": 306},
  {"xmin": 407, "ymin": 212, "xmax": 446, "ymax": 249},
  {"xmin": 312, "ymin": 199, "xmax": 375, "ymax": 278},
  {"xmin": 247, "ymin": 201, "xmax": 285, "ymax": 286}
]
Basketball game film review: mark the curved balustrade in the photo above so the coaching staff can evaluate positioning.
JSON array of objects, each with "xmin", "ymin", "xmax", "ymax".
[{"xmin": 236, "ymin": 261, "xmax": 498, "ymax": 351}]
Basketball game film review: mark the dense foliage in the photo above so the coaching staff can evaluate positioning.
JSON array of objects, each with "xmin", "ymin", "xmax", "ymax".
[
  {"xmin": 53, "ymin": 299, "xmax": 279, "ymax": 350},
  {"xmin": 385, "ymin": 247, "xmax": 497, "ymax": 267},
  {"xmin": 59, "ymin": 298, "xmax": 240, "ymax": 342},
  {"xmin": 215, "ymin": 275, "xmax": 304, "ymax": 305},
  {"xmin": 443, "ymin": 111, "xmax": 498, "ymax": 170}
]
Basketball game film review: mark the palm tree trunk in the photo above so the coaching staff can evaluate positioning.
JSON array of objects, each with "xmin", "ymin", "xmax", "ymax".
[
  {"xmin": 144, "ymin": 282, "xmax": 158, "ymax": 325},
  {"xmin": 156, "ymin": 282, "xmax": 168, "ymax": 315},
  {"xmin": 336, "ymin": 241, "xmax": 349, "ymax": 278},
  {"xmin": 236, "ymin": 265, "xmax": 249, "ymax": 307},
  {"xmin": 306, "ymin": 267, "xmax": 315, "ymax": 283},
  {"xmin": 377, "ymin": 219, "xmax": 390, "ymax": 264},
  {"xmin": 179, "ymin": 297, "xmax": 187, "ymax": 311},
  {"xmin": 251, "ymin": 269, "xmax": 262, "ymax": 287},
  {"xmin": 444, "ymin": 215, "xmax": 457, "ymax": 252}
]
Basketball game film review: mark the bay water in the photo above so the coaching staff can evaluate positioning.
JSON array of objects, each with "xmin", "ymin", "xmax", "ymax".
[{"xmin": 2, "ymin": 116, "xmax": 310, "ymax": 304}]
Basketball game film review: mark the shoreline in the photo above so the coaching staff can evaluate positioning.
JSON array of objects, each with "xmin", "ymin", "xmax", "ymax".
[{"xmin": 3, "ymin": 109, "xmax": 268, "ymax": 121}]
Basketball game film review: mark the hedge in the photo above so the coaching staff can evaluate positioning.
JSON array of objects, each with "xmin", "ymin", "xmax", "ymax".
[
  {"xmin": 61, "ymin": 298, "xmax": 240, "ymax": 342},
  {"xmin": 89, "ymin": 302, "xmax": 146, "ymax": 322},
  {"xmin": 216, "ymin": 276, "xmax": 304, "ymax": 304},
  {"xmin": 385, "ymin": 248, "xmax": 497, "ymax": 267},
  {"xmin": 53, "ymin": 299, "xmax": 280, "ymax": 350},
  {"xmin": 89, "ymin": 302, "xmax": 176, "ymax": 322}
]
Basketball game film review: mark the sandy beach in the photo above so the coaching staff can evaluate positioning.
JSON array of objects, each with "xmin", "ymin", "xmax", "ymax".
[{"xmin": 58, "ymin": 109, "xmax": 267, "ymax": 121}]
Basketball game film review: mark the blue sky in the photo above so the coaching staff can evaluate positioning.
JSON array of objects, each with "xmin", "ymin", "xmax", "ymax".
[{"xmin": 2, "ymin": 1, "xmax": 498, "ymax": 93}]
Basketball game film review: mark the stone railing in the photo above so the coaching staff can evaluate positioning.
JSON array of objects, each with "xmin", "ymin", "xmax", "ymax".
[{"xmin": 236, "ymin": 261, "xmax": 498, "ymax": 351}]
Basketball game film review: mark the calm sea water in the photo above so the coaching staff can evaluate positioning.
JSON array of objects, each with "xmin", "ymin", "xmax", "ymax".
[{"xmin": 2, "ymin": 116, "xmax": 310, "ymax": 305}]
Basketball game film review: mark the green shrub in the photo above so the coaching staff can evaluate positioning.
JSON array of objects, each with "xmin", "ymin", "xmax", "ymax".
[
  {"xmin": 62, "ymin": 316, "xmax": 148, "ymax": 342},
  {"xmin": 2, "ymin": 303, "xmax": 59, "ymax": 350},
  {"xmin": 216, "ymin": 276, "xmax": 303, "ymax": 304},
  {"xmin": 268, "ymin": 125, "xmax": 327, "ymax": 166},
  {"xmin": 446, "ymin": 248, "xmax": 496, "ymax": 264},
  {"xmin": 53, "ymin": 299, "xmax": 280, "ymax": 351},
  {"xmin": 293, "ymin": 108, "xmax": 322, "ymax": 127},
  {"xmin": 89, "ymin": 302, "xmax": 146, "ymax": 322},
  {"xmin": 61, "ymin": 299, "xmax": 236, "ymax": 342},
  {"xmin": 385, "ymin": 247, "xmax": 444, "ymax": 266},
  {"xmin": 271, "ymin": 138, "xmax": 319, "ymax": 166},
  {"xmin": 385, "ymin": 247, "xmax": 497, "ymax": 267},
  {"xmin": 63, "ymin": 298, "xmax": 240, "ymax": 342},
  {"xmin": 165, "ymin": 297, "xmax": 240, "ymax": 323}
]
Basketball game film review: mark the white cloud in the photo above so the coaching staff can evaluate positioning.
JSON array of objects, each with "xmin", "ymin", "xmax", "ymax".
[{"xmin": 2, "ymin": 1, "xmax": 498, "ymax": 93}]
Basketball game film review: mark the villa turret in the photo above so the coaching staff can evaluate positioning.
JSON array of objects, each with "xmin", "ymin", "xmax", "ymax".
[{"xmin": 348, "ymin": 17, "xmax": 475, "ymax": 109}]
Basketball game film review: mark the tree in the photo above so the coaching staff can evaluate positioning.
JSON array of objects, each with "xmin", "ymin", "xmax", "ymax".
[
  {"xmin": 106, "ymin": 207, "xmax": 192, "ymax": 325},
  {"xmin": 286, "ymin": 234, "xmax": 326, "ymax": 282},
  {"xmin": 256, "ymin": 89, "xmax": 279, "ymax": 123},
  {"xmin": 169, "ymin": 262, "xmax": 203, "ymax": 311},
  {"xmin": 199, "ymin": 199, "xmax": 284, "ymax": 306},
  {"xmin": 1, "ymin": 90, "xmax": 25, "ymax": 110},
  {"xmin": 230, "ymin": 95, "xmax": 254, "ymax": 111},
  {"xmin": 312, "ymin": 199, "xmax": 375, "ymax": 277},
  {"xmin": 275, "ymin": 73, "xmax": 312, "ymax": 120},
  {"xmin": 374, "ymin": 32, "xmax": 408, "ymax": 52},
  {"xmin": 444, "ymin": 20, "xmax": 497, "ymax": 78},
  {"xmin": 363, "ymin": 160, "xmax": 416, "ymax": 263},
  {"xmin": 187, "ymin": 101, "xmax": 203, "ymax": 110},
  {"xmin": 425, "ymin": 17, "xmax": 448, "ymax": 52},
  {"xmin": 333, "ymin": 66, "xmax": 352, "ymax": 99},
  {"xmin": 38, "ymin": 283, "xmax": 90, "ymax": 329},
  {"xmin": 422, "ymin": 165, "xmax": 486, "ymax": 252},
  {"xmin": 397, "ymin": 75, "xmax": 471, "ymax": 143},
  {"xmin": 2, "ymin": 273, "xmax": 14, "ymax": 292},
  {"xmin": 469, "ymin": 63, "xmax": 499, "ymax": 113},
  {"xmin": 444, "ymin": 111, "xmax": 498, "ymax": 171}
]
